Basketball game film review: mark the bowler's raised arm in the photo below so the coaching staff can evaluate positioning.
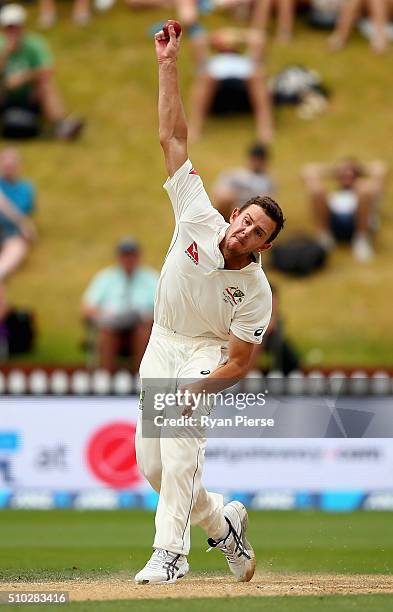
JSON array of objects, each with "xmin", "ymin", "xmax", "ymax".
[{"xmin": 155, "ymin": 24, "xmax": 188, "ymax": 178}]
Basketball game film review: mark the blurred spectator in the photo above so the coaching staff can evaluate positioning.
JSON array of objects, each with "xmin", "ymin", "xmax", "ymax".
[
  {"xmin": 302, "ymin": 158, "xmax": 388, "ymax": 262},
  {"xmin": 0, "ymin": 148, "xmax": 36, "ymax": 282},
  {"xmin": 81, "ymin": 238, "xmax": 158, "ymax": 372},
  {"xmin": 0, "ymin": 285, "xmax": 7, "ymax": 359},
  {"xmin": 127, "ymin": 0, "xmax": 199, "ymax": 27},
  {"xmin": 253, "ymin": 0, "xmax": 297, "ymax": 42},
  {"xmin": 188, "ymin": 26, "xmax": 273, "ymax": 143},
  {"xmin": 213, "ymin": 142, "xmax": 276, "ymax": 221},
  {"xmin": 127, "ymin": 0, "xmax": 173, "ymax": 6},
  {"xmin": 38, "ymin": 0, "xmax": 91, "ymax": 28},
  {"xmin": 211, "ymin": 0, "xmax": 255, "ymax": 21},
  {"xmin": 252, "ymin": 0, "xmax": 348, "ymax": 41},
  {"xmin": 0, "ymin": 283, "xmax": 7, "ymax": 320},
  {"xmin": 0, "ymin": 4, "xmax": 84, "ymax": 140},
  {"xmin": 307, "ymin": 0, "xmax": 344, "ymax": 30},
  {"xmin": 250, "ymin": 285, "xmax": 300, "ymax": 374},
  {"xmin": 329, "ymin": 0, "xmax": 391, "ymax": 52}
]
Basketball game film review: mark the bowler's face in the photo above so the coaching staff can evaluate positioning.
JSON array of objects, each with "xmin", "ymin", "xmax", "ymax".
[{"xmin": 225, "ymin": 205, "xmax": 276, "ymax": 255}]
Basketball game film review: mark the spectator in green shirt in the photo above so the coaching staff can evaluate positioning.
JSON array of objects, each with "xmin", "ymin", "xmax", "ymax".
[{"xmin": 0, "ymin": 3, "xmax": 84, "ymax": 139}]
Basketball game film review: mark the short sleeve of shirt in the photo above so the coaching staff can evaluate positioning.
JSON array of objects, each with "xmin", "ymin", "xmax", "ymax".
[
  {"xmin": 230, "ymin": 284, "xmax": 272, "ymax": 345},
  {"xmin": 17, "ymin": 181, "xmax": 35, "ymax": 215},
  {"xmin": 25, "ymin": 34, "xmax": 53, "ymax": 70},
  {"xmin": 25, "ymin": 182, "xmax": 36, "ymax": 213},
  {"xmin": 163, "ymin": 159, "xmax": 218, "ymax": 224},
  {"xmin": 83, "ymin": 269, "xmax": 111, "ymax": 307}
]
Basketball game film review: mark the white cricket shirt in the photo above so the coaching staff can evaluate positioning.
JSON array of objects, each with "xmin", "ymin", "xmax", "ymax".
[{"xmin": 154, "ymin": 159, "xmax": 272, "ymax": 345}]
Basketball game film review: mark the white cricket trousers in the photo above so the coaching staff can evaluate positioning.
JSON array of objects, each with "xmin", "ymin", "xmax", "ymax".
[{"xmin": 135, "ymin": 323, "xmax": 228, "ymax": 556}]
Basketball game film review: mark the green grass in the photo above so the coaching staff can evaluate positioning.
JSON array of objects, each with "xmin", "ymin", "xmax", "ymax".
[
  {"xmin": 1, "ymin": 510, "xmax": 393, "ymax": 611},
  {"xmin": 5, "ymin": 4, "xmax": 393, "ymax": 367},
  {"xmin": 0, "ymin": 510, "xmax": 392, "ymax": 581},
  {"xmin": 2, "ymin": 595, "xmax": 393, "ymax": 612}
]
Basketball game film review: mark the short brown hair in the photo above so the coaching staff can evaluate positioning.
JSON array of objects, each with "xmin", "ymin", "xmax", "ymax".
[{"xmin": 240, "ymin": 195, "xmax": 284, "ymax": 242}]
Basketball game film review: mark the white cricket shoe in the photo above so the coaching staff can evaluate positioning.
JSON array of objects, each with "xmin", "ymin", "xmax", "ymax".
[
  {"xmin": 207, "ymin": 501, "xmax": 256, "ymax": 582},
  {"xmin": 134, "ymin": 548, "xmax": 189, "ymax": 584}
]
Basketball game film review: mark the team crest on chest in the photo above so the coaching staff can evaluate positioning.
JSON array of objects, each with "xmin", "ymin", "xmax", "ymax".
[
  {"xmin": 223, "ymin": 286, "xmax": 245, "ymax": 305},
  {"xmin": 185, "ymin": 241, "xmax": 199, "ymax": 265}
]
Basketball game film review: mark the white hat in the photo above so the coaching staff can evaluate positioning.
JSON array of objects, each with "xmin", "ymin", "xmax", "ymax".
[{"xmin": 0, "ymin": 4, "xmax": 27, "ymax": 27}]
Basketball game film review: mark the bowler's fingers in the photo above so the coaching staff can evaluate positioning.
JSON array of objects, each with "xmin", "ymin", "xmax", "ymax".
[
  {"xmin": 168, "ymin": 25, "xmax": 181, "ymax": 43},
  {"xmin": 155, "ymin": 25, "xmax": 181, "ymax": 44},
  {"xmin": 155, "ymin": 30, "xmax": 167, "ymax": 42}
]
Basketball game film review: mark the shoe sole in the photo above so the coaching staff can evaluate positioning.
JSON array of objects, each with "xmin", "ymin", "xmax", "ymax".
[
  {"xmin": 135, "ymin": 566, "xmax": 189, "ymax": 585},
  {"xmin": 230, "ymin": 501, "xmax": 256, "ymax": 582}
]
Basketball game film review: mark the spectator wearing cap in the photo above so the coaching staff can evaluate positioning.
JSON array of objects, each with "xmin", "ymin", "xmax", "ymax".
[
  {"xmin": 0, "ymin": 147, "xmax": 37, "ymax": 282},
  {"xmin": 212, "ymin": 143, "xmax": 276, "ymax": 221},
  {"xmin": 81, "ymin": 239, "xmax": 159, "ymax": 372},
  {"xmin": 0, "ymin": 3, "xmax": 84, "ymax": 140}
]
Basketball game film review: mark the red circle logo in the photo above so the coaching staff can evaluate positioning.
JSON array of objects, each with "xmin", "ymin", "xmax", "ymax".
[{"xmin": 87, "ymin": 422, "xmax": 141, "ymax": 488}]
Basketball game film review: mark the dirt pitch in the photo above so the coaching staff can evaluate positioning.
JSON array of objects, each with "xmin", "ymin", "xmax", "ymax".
[{"xmin": 3, "ymin": 574, "xmax": 393, "ymax": 601}]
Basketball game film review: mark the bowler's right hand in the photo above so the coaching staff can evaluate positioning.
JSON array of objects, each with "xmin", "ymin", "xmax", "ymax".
[{"xmin": 155, "ymin": 25, "xmax": 181, "ymax": 63}]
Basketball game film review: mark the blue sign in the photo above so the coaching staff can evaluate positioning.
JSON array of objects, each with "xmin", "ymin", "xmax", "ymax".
[{"xmin": 0, "ymin": 432, "xmax": 20, "ymax": 452}]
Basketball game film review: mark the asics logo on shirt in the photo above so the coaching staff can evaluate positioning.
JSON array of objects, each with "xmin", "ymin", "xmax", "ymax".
[{"xmin": 185, "ymin": 241, "xmax": 199, "ymax": 265}]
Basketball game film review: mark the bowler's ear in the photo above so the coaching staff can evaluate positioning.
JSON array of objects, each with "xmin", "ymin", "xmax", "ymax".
[
  {"xmin": 229, "ymin": 207, "xmax": 241, "ymax": 223},
  {"xmin": 257, "ymin": 242, "xmax": 272, "ymax": 253}
]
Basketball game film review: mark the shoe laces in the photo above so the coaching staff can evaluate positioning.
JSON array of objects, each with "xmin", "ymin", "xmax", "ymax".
[
  {"xmin": 147, "ymin": 548, "xmax": 168, "ymax": 570},
  {"xmin": 148, "ymin": 549, "xmax": 182, "ymax": 580},
  {"xmin": 206, "ymin": 517, "xmax": 251, "ymax": 562}
]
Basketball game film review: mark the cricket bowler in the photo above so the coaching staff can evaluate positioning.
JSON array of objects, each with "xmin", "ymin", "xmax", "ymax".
[{"xmin": 134, "ymin": 22, "xmax": 285, "ymax": 585}]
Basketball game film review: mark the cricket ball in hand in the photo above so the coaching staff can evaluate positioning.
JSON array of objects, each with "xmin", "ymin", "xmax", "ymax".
[{"xmin": 163, "ymin": 20, "xmax": 182, "ymax": 40}]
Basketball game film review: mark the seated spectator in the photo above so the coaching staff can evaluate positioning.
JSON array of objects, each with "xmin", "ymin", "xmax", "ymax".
[
  {"xmin": 253, "ymin": 0, "xmax": 297, "ymax": 42},
  {"xmin": 0, "ymin": 291, "xmax": 8, "ymax": 358},
  {"xmin": 328, "ymin": 0, "xmax": 392, "ymax": 52},
  {"xmin": 38, "ymin": 0, "xmax": 91, "ymax": 28},
  {"xmin": 188, "ymin": 26, "xmax": 273, "ymax": 143},
  {"xmin": 302, "ymin": 158, "xmax": 388, "ymax": 262},
  {"xmin": 0, "ymin": 4, "xmax": 84, "ymax": 140},
  {"xmin": 210, "ymin": 0, "xmax": 255, "ymax": 21},
  {"xmin": 81, "ymin": 238, "xmax": 158, "ymax": 372},
  {"xmin": 127, "ymin": 0, "xmax": 199, "ymax": 26},
  {"xmin": 307, "ymin": 0, "xmax": 344, "ymax": 30},
  {"xmin": 251, "ymin": 0, "xmax": 346, "ymax": 41},
  {"xmin": 250, "ymin": 285, "xmax": 300, "ymax": 375},
  {"xmin": 0, "ymin": 283, "xmax": 7, "ymax": 321},
  {"xmin": 213, "ymin": 142, "xmax": 276, "ymax": 221},
  {"xmin": 0, "ymin": 148, "xmax": 37, "ymax": 283},
  {"xmin": 127, "ymin": 0, "xmax": 173, "ymax": 7}
]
